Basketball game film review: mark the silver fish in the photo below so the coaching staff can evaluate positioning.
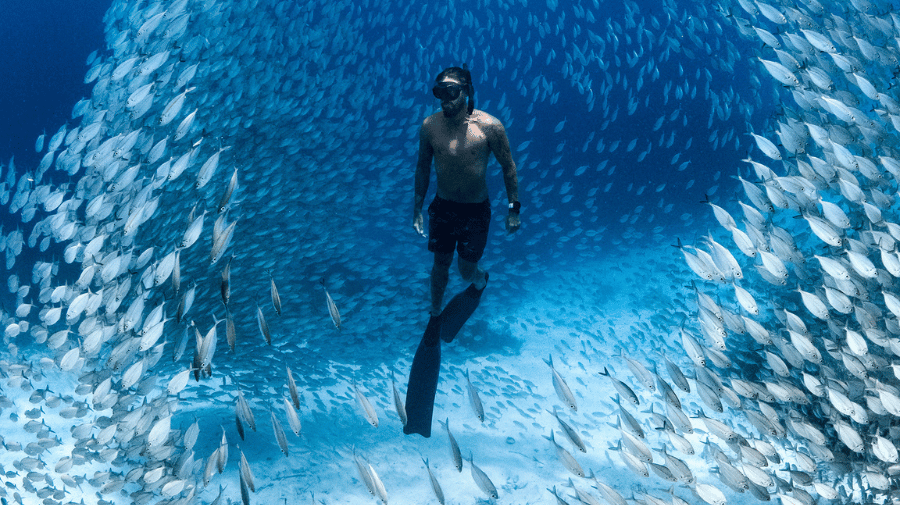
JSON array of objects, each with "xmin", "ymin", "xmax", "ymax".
[
  {"xmin": 239, "ymin": 449, "xmax": 255, "ymax": 492},
  {"xmin": 423, "ymin": 458, "xmax": 445, "ymax": 505},
  {"xmin": 353, "ymin": 383, "xmax": 379, "ymax": 427},
  {"xmin": 599, "ymin": 367, "xmax": 639, "ymax": 405},
  {"xmin": 438, "ymin": 418, "xmax": 462, "ymax": 472},
  {"xmin": 270, "ymin": 276, "xmax": 282, "ymax": 315},
  {"xmin": 546, "ymin": 430, "xmax": 584, "ymax": 477},
  {"xmin": 256, "ymin": 305, "xmax": 271, "ymax": 345},
  {"xmin": 269, "ymin": 408, "xmax": 289, "ymax": 457},
  {"xmin": 391, "ymin": 373, "xmax": 406, "ymax": 427},
  {"xmin": 286, "ymin": 366, "xmax": 300, "ymax": 409},
  {"xmin": 547, "ymin": 407, "xmax": 586, "ymax": 452},
  {"xmin": 467, "ymin": 453, "xmax": 498, "ymax": 499},
  {"xmin": 545, "ymin": 354, "xmax": 578, "ymax": 411},
  {"xmin": 465, "ymin": 369, "xmax": 485, "ymax": 422},
  {"xmin": 322, "ymin": 279, "xmax": 341, "ymax": 330},
  {"xmin": 283, "ymin": 396, "xmax": 302, "ymax": 436}
]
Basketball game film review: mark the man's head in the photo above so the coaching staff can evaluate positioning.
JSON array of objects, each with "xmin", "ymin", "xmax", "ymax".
[{"xmin": 433, "ymin": 65, "xmax": 474, "ymax": 117}]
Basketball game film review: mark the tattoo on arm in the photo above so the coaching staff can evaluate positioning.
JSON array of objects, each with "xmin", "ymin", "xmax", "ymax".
[
  {"xmin": 490, "ymin": 123, "xmax": 515, "ymax": 169},
  {"xmin": 490, "ymin": 123, "xmax": 519, "ymax": 203}
]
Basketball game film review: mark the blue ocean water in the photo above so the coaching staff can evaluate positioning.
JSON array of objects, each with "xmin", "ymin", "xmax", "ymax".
[
  {"xmin": 0, "ymin": 0, "xmax": 111, "ymax": 169},
  {"xmin": 0, "ymin": 0, "xmax": 883, "ymax": 503}
]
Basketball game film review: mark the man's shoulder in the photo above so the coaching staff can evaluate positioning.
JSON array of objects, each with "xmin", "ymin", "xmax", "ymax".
[
  {"xmin": 421, "ymin": 111, "xmax": 444, "ymax": 129},
  {"xmin": 472, "ymin": 109, "xmax": 501, "ymax": 126},
  {"xmin": 472, "ymin": 110, "xmax": 506, "ymax": 137},
  {"xmin": 420, "ymin": 113, "xmax": 441, "ymax": 138}
]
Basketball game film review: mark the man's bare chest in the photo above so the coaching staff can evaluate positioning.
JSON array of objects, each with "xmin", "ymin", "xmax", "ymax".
[{"xmin": 433, "ymin": 127, "xmax": 489, "ymax": 160}]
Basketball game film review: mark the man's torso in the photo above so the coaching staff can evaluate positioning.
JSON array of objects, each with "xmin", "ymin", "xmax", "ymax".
[{"xmin": 425, "ymin": 110, "xmax": 496, "ymax": 203}]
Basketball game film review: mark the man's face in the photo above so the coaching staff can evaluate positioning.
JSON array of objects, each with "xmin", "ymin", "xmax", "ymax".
[{"xmin": 436, "ymin": 76, "xmax": 467, "ymax": 118}]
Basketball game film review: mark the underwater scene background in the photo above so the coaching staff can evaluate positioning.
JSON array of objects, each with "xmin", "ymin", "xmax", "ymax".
[{"xmin": 0, "ymin": 0, "xmax": 898, "ymax": 503}]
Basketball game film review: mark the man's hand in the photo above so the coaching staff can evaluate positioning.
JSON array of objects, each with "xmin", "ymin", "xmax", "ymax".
[
  {"xmin": 506, "ymin": 212, "xmax": 520, "ymax": 234},
  {"xmin": 413, "ymin": 212, "xmax": 425, "ymax": 237}
]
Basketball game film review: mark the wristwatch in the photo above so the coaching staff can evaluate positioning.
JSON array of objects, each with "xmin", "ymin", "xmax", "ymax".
[{"xmin": 508, "ymin": 201, "xmax": 520, "ymax": 213}]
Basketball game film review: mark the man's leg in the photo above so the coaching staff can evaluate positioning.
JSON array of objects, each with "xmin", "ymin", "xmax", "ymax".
[
  {"xmin": 458, "ymin": 257, "xmax": 487, "ymax": 290},
  {"xmin": 437, "ymin": 255, "xmax": 487, "ymax": 344},
  {"xmin": 431, "ymin": 252, "xmax": 453, "ymax": 316},
  {"xmin": 456, "ymin": 200, "xmax": 490, "ymax": 290}
]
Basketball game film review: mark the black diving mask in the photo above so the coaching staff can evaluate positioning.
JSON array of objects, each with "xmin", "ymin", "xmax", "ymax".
[{"xmin": 432, "ymin": 82, "xmax": 465, "ymax": 101}]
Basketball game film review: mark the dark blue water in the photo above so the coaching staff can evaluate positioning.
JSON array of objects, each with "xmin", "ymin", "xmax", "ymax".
[{"xmin": 0, "ymin": 0, "xmax": 111, "ymax": 169}]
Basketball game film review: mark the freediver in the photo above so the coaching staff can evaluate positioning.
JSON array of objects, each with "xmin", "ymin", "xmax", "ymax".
[{"xmin": 405, "ymin": 64, "xmax": 520, "ymax": 437}]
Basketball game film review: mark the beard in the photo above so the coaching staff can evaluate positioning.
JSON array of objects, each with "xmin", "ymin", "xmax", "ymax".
[
  {"xmin": 441, "ymin": 106, "xmax": 463, "ymax": 117},
  {"xmin": 442, "ymin": 100, "xmax": 465, "ymax": 117}
]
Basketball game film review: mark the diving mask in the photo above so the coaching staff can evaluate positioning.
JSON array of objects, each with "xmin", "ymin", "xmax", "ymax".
[{"xmin": 432, "ymin": 82, "xmax": 465, "ymax": 101}]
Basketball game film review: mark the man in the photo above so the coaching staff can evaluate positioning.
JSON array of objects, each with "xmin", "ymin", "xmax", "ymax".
[
  {"xmin": 414, "ymin": 65, "xmax": 520, "ymax": 333},
  {"xmin": 404, "ymin": 65, "xmax": 519, "ymax": 437}
]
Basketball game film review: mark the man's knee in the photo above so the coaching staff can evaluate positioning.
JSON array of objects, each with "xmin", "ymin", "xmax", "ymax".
[{"xmin": 458, "ymin": 257, "xmax": 478, "ymax": 280}]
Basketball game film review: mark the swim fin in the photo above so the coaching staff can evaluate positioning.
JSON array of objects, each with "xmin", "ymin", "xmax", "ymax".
[
  {"xmin": 440, "ymin": 275, "xmax": 487, "ymax": 343},
  {"xmin": 403, "ymin": 315, "xmax": 442, "ymax": 437}
]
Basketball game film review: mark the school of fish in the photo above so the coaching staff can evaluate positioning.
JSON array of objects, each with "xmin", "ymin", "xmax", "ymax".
[{"xmin": 0, "ymin": 0, "xmax": 898, "ymax": 503}]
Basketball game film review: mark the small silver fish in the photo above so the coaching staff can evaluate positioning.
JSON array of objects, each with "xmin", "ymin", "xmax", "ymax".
[
  {"xmin": 236, "ymin": 390, "xmax": 256, "ymax": 432},
  {"xmin": 438, "ymin": 418, "xmax": 462, "ymax": 471},
  {"xmin": 239, "ymin": 449, "xmax": 255, "ymax": 492},
  {"xmin": 218, "ymin": 427, "xmax": 228, "ymax": 473},
  {"xmin": 225, "ymin": 307, "xmax": 236, "ymax": 352},
  {"xmin": 353, "ymin": 450, "xmax": 376, "ymax": 497},
  {"xmin": 256, "ymin": 305, "xmax": 271, "ymax": 345},
  {"xmin": 218, "ymin": 167, "xmax": 238, "ymax": 212},
  {"xmin": 269, "ymin": 408, "xmax": 289, "ymax": 457},
  {"xmin": 322, "ymin": 279, "xmax": 341, "ymax": 330},
  {"xmin": 220, "ymin": 256, "xmax": 232, "ymax": 305},
  {"xmin": 353, "ymin": 383, "xmax": 379, "ymax": 427},
  {"xmin": 286, "ymin": 366, "xmax": 300, "ymax": 409},
  {"xmin": 547, "ymin": 407, "xmax": 586, "ymax": 452},
  {"xmin": 465, "ymin": 369, "xmax": 485, "ymax": 422},
  {"xmin": 546, "ymin": 431, "xmax": 584, "ymax": 477},
  {"xmin": 600, "ymin": 367, "xmax": 639, "ymax": 405},
  {"xmin": 391, "ymin": 373, "xmax": 406, "ymax": 427},
  {"xmin": 239, "ymin": 470, "xmax": 250, "ymax": 505},
  {"xmin": 270, "ymin": 276, "xmax": 282, "ymax": 315},
  {"xmin": 468, "ymin": 453, "xmax": 498, "ymax": 499},
  {"xmin": 282, "ymin": 396, "xmax": 301, "ymax": 436},
  {"xmin": 621, "ymin": 354, "xmax": 656, "ymax": 392},
  {"xmin": 544, "ymin": 355, "xmax": 577, "ymax": 411},
  {"xmin": 367, "ymin": 462, "xmax": 389, "ymax": 504},
  {"xmin": 203, "ymin": 448, "xmax": 218, "ymax": 487},
  {"xmin": 423, "ymin": 458, "xmax": 445, "ymax": 505}
]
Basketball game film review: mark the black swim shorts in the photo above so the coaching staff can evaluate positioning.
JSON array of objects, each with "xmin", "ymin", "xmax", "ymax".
[{"xmin": 427, "ymin": 196, "xmax": 491, "ymax": 263}]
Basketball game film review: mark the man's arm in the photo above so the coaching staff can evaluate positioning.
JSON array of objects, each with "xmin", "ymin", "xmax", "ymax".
[
  {"xmin": 488, "ymin": 121, "xmax": 518, "ymax": 204},
  {"xmin": 488, "ymin": 122, "xmax": 520, "ymax": 233},
  {"xmin": 413, "ymin": 121, "xmax": 433, "ymax": 235}
]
